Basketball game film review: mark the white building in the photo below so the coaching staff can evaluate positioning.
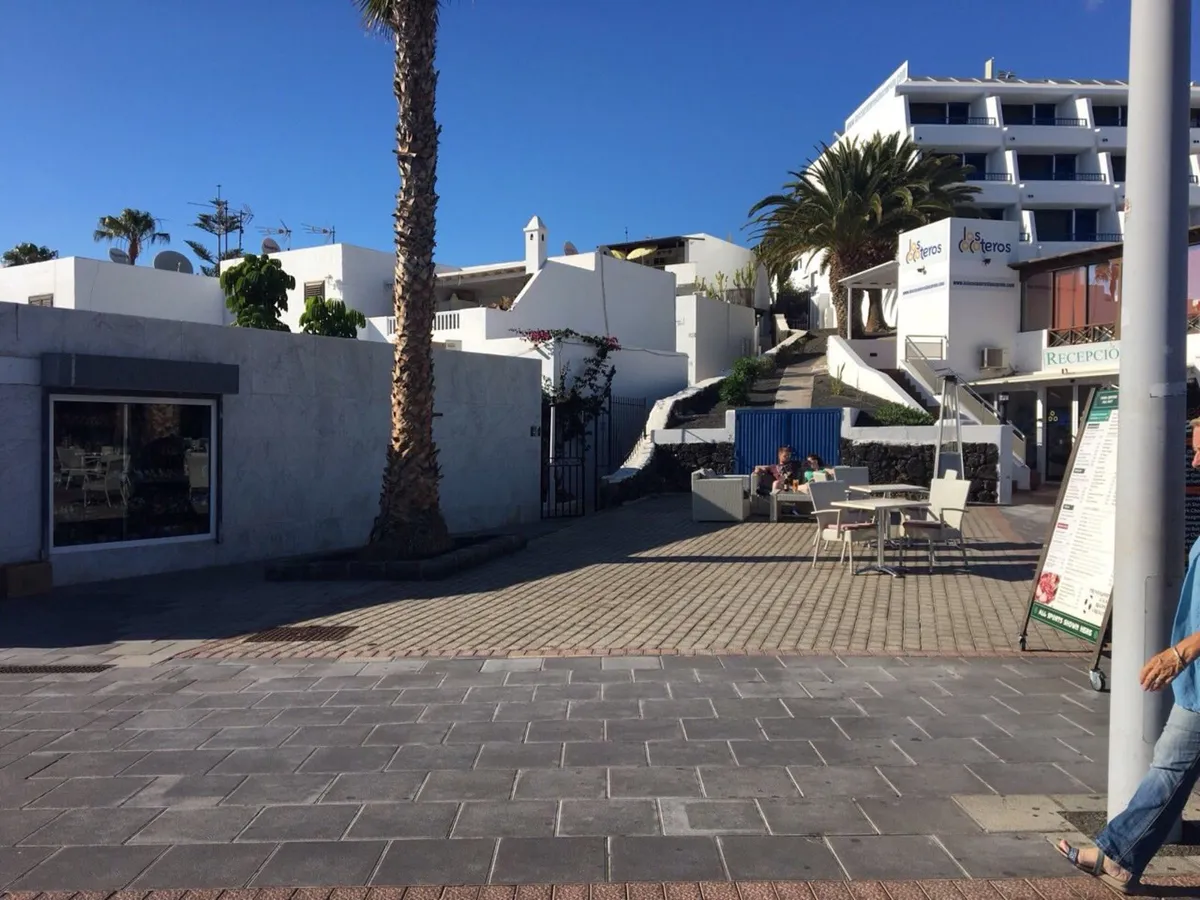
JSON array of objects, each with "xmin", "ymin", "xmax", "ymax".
[
  {"xmin": 798, "ymin": 59, "xmax": 1200, "ymax": 330},
  {"xmin": 828, "ymin": 215, "xmax": 1200, "ymax": 487}
]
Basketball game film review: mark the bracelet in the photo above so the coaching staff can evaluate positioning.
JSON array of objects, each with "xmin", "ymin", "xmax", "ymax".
[{"xmin": 1173, "ymin": 646, "xmax": 1187, "ymax": 667}]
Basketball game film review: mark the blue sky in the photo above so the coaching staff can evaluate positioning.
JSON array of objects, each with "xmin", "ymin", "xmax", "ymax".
[{"xmin": 1, "ymin": 0, "xmax": 1196, "ymax": 268}]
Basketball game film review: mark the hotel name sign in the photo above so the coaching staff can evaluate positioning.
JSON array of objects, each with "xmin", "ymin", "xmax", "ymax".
[{"xmin": 1042, "ymin": 340, "xmax": 1120, "ymax": 372}]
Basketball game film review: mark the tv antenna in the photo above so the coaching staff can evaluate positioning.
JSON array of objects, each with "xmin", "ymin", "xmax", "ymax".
[
  {"xmin": 258, "ymin": 220, "xmax": 293, "ymax": 250},
  {"xmin": 302, "ymin": 223, "xmax": 336, "ymax": 245},
  {"xmin": 187, "ymin": 185, "xmax": 254, "ymax": 258}
]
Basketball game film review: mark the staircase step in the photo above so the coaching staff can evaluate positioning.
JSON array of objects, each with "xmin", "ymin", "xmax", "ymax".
[{"xmin": 880, "ymin": 369, "xmax": 938, "ymax": 412}]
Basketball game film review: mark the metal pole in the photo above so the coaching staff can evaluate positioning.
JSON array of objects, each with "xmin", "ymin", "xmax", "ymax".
[{"xmin": 1108, "ymin": 0, "xmax": 1191, "ymax": 825}]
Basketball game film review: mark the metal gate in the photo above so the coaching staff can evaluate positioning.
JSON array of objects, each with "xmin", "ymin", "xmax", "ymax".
[{"xmin": 733, "ymin": 408, "xmax": 843, "ymax": 474}]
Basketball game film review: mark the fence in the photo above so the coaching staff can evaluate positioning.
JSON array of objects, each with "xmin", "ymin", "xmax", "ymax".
[{"xmin": 733, "ymin": 408, "xmax": 843, "ymax": 474}]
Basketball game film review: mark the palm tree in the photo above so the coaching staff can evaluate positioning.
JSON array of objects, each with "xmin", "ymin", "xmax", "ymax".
[
  {"xmin": 750, "ymin": 133, "xmax": 979, "ymax": 335},
  {"xmin": 93, "ymin": 208, "xmax": 170, "ymax": 265},
  {"xmin": 2, "ymin": 243, "xmax": 58, "ymax": 267},
  {"xmin": 356, "ymin": 0, "xmax": 453, "ymax": 559}
]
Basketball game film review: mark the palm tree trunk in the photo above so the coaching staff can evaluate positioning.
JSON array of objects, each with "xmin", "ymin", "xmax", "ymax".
[
  {"xmin": 128, "ymin": 237, "xmax": 140, "ymax": 266},
  {"xmin": 865, "ymin": 289, "xmax": 887, "ymax": 333},
  {"xmin": 366, "ymin": 0, "xmax": 452, "ymax": 559}
]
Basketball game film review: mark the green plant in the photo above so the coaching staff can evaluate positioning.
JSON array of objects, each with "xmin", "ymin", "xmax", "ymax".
[
  {"xmin": 517, "ymin": 328, "xmax": 621, "ymax": 445},
  {"xmin": 828, "ymin": 363, "xmax": 847, "ymax": 396},
  {"xmin": 220, "ymin": 253, "xmax": 293, "ymax": 331},
  {"xmin": 93, "ymin": 208, "xmax": 170, "ymax": 265},
  {"xmin": 873, "ymin": 402, "xmax": 935, "ymax": 426},
  {"xmin": 719, "ymin": 355, "xmax": 769, "ymax": 406},
  {"xmin": 2, "ymin": 243, "xmax": 57, "ymax": 267},
  {"xmin": 185, "ymin": 197, "xmax": 253, "ymax": 277},
  {"xmin": 749, "ymin": 133, "xmax": 979, "ymax": 335},
  {"xmin": 300, "ymin": 296, "xmax": 368, "ymax": 338}
]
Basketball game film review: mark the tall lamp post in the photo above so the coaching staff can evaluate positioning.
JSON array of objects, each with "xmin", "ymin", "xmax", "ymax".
[{"xmin": 1109, "ymin": 0, "xmax": 1191, "ymax": 822}]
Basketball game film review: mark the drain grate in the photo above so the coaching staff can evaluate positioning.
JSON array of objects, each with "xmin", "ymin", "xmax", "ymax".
[
  {"xmin": 0, "ymin": 664, "xmax": 114, "ymax": 674},
  {"xmin": 244, "ymin": 625, "xmax": 357, "ymax": 643}
]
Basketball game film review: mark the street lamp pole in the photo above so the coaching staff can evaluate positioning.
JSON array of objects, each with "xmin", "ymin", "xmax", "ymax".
[{"xmin": 1108, "ymin": 0, "xmax": 1191, "ymax": 822}]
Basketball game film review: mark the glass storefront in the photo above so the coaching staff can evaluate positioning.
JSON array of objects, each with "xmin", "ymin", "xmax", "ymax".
[{"xmin": 50, "ymin": 396, "xmax": 216, "ymax": 549}]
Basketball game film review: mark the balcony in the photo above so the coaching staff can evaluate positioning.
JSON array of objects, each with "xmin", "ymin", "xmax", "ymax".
[
  {"xmin": 966, "ymin": 172, "xmax": 1018, "ymax": 204},
  {"xmin": 1003, "ymin": 120, "xmax": 1095, "ymax": 150},
  {"xmin": 1094, "ymin": 125, "xmax": 1127, "ymax": 152},
  {"xmin": 1048, "ymin": 324, "xmax": 1115, "ymax": 347},
  {"xmin": 909, "ymin": 118, "xmax": 1002, "ymax": 151},
  {"xmin": 1017, "ymin": 173, "xmax": 1115, "ymax": 206}
]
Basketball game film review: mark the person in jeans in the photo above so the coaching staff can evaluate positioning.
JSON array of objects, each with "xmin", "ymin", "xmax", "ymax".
[{"xmin": 1057, "ymin": 416, "xmax": 1200, "ymax": 893}]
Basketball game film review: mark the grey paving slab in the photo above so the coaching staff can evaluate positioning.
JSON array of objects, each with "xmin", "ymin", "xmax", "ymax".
[
  {"xmin": 610, "ymin": 766, "xmax": 703, "ymax": 798},
  {"xmin": 828, "ymin": 834, "xmax": 964, "ymax": 879},
  {"xmin": 419, "ymin": 769, "xmax": 517, "ymax": 801},
  {"xmin": 857, "ymin": 796, "xmax": 984, "ymax": 834},
  {"xmin": 514, "ymin": 766, "xmax": 608, "ymax": 799},
  {"xmin": 660, "ymin": 799, "xmax": 766, "ymax": 835},
  {"xmin": 609, "ymin": 835, "xmax": 726, "ymax": 881},
  {"xmin": 29, "ymin": 775, "xmax": 153, "ymax": 808},
  {"xmin": 121, "ymin": 710, "xmax": 211, "ymax": 729},
  {"xmin": 210, "ymin": 747, "xmax": 313, "ymax": 775},
  {"xmin": 729, "ymin": 741, "xmax": 823, "ymax": 767},
  {"xmin": 345, "ymin": 801, "xmax": 459, "ymax": 839},
  {"xmin": 221, "ymin": 773, "xmax": 335, "ymax": 805},
  {"xmin": 202, "ymin": 725, "xmax": 298, "ymax": 749},
  {"xmin": 720, "ymin": 835, "xmax": 846, "ymax": 880},
  {"xmin": 495, "ymin": 701, "xmax": 569, "ymax": 721},
  {"xmin": 283, "ymin": 725, "xmax": 374, "ymax": 747},
  {"xmin": 132, "ymin": 842, "xmax": 274, "ymax": 888},
  {"xmin": 346, "ymin": 706, "xmax": 428, "ymax": 726},
  {"xmin": 388, "ymin": 743, "xmax": 479, "ymax": 770},
  {"xmin": 129, "ymin": 805, "xmax": 259, "ymax": 843},
  {"xmin": 476, "ymin": 741, "xmax": 563, "ymax": 769},
  {"xmin": 878, "ymin": 763, "xmax": 993, "ymax": 797},
  {"xmin": 34, "ymin": 750, "xmax": 149, "ymax": 778},
  {"xmin": 759, "ymin": 798, "xmax": 874, "ymax": 835},
  {"xmin": 533, "ymin": 684, "xmax": 601, "ymax": 701},
  {"xmin": 365, "ymin": 722, "xmax": 452, "ymax": 744},
  {"xmin": 119, "ymin": 727, "xmax": 222, "ymax": 750},
  {"xmin": 560, "ymin": 799, "xmax": 660, "ymax": 835},
  {"xmin": 569, "ymin": 700, "xmax": 641, "ymax": 719},
  {"xmin": 527, "ymin": 720, "xmax": 604, "ymax": 743},
  {"xmin": 563, "ymin": 741, "xmax": 648, "ymax": 767},
  {"xmin": 297, "ymin": 745, "xmax": 397, "ymax": 773},
  {"xmin": 21, "ymin": 807, "xmax": 162, "ymax": 846},
  {"xmin": 39, "ymin": 730, "xmax": 136, "ymax": 752},
  {"xmin": 418, "ymin": 702, "xmax": 498, "ymax": 723},
  {"xmin": 10, "ymin": 844, "xmax": 163, "ymax": 890},
  {"xmin": 811, "ymin": 739, "xmax": 913, "ymax": 766},
  {"xmin": 938, "ymin": 831, "xmax": 1066, "ymax": 878},
  {"xmin": 682, "ymin": 718, "xmax": 767, "ymax": 741},
  {"xmin": 979, "ymin": 735, "xmax": 1091, "ymax": 764},
  {"xmin": 648, "ymin": 740, "xmax": 735, "ymax": 766},
  {"xmin": 602, "ymin": 682, "xmax": 670, "ymax": 700},
  {"xmin": 319, "ymin": 771, "xmax": 425, "ymax": 803},
  {"xmin": 197, "ymin": 710, "xmax": 281, "ymax": 728},
  {"xmin": 758, "ymin": 718, "xmax": 847, "ymax": 741},
  {"xmin": 493, "ymin": 836, "xmax": 608, "ymax": 883},
  {"xmin": 371, "ymin": 837, "xmax": 495, "ymax": 885},
  {"xmin": 125, "ymin": 773, "xmax": 246, "ymax": 808},
  {"xmin": 967, "ymin": 761, "xmax": 1092, "ymax": 794},
  {"xmin": 121, "ymin": 749, "xmax": 231, "ymax": 776},
  {"xmin": 238, "ymin": 803, "xmax": 359, "ymax": 841},
  {"xmin": 699, "ymin": 766, "xmax": 800, "ymax": 799},
  {"xmin": 453, "ymin": 799, "xmax": 558, "ymax": 837},
  {"xmin": 446, "ymin": 721, "xmax": 529, "ymax": 743},
  {"xmin": 0, "ymin": 777, "xmax": 63, "ymax": 808},
  {"xmin": 788, "ymin": 765, "xmax": 897, "ymax": 799},
  {"xmin": 606, "ymin": 719, "xmax": 684, "ymax": 741},
  {"xmin": 0, "ymin": 808, "xmax": 60, "ymax": 846}
]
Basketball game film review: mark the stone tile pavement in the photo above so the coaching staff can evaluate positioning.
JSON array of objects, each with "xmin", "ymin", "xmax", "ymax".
[
  {"xmin": 1, "ymin": 497, "xmax": 1082, "ymax": 663},
  {"xmin": 1, "ymin": 653, "xmax": 1166, "ymax": 893}
]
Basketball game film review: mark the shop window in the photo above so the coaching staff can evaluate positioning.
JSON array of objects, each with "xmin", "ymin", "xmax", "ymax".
[
  {"xmin": 50, "ymin": 396, "xmax": 215, "ymax": 549},
  {"xmin": 1087, "ymin": 260, "xmax": 1120, "ymax": 327},
  {"xmin": 1053, "ymin": 267, "xmax": 1087, "ymax": 329},
  {"xmin": 1021, "ymin": 272, "xmax": 1053, "ymax": 331}
]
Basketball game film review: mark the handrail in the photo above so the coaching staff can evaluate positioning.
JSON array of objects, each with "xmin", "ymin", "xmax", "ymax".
[{"xmin": 902, "ymin": 337, "xmax": 1028, "ymax": 466}]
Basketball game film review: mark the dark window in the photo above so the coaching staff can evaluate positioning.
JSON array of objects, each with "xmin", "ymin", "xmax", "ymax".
[
  {"xmin": 910, "ymin": 102, "xmax": 948, "ymax": 124},
  {"xmin": 962, "ymin": 153, "xmax": 989, "ymax": 177},
  {"xmin": 1093, "ymin": 104, "xmax": 1127, "ymax": 126},
  {"xmin": 1111, "ymin": 154, "xmax": 1127, "ymax": 183},
  {"xmin": 1019, "ymin": 154, "xmax": 1054, "ymax": 180},
  {"xmin": 946, "ymin": 102, "xmax": 971, "ymax": 124},
  {"xmin": 1074, "ymin": 209, "xmax": 1099, "ymax": 240},
  {"xmin": 1034, "ymin": 209, "xmax": 1073, "ymax": 242},
  {"xmin": 27, "ymin": 294, "xmax": 53, "ymax": 307},
  {"xmin": 979, "ymin": 208, "xmax": 1006, "ymax": 220},
  {"xmin": 51, "ymin": 398, "xmax": 215, "ymax": 549},
  {"xmin": 1191, "ymin": 108, "xmax": 1200, "ymax": 128},
  {"xmin": 1034, "ymin": 103, "xmax": 1059, "ymax": 125},
  {"xmin": 303, "ymin": 281, "xmax": 325, "ymax": 300},
  {"xmin": 1022, "ymin": 272, "xmax": 1053, "ymax": 331},
  {"xmin": 1003, "ymin": 104, "xmax": 1034, "ymax": 125},
  {"xmin": 1053, "ymin": 154, "xmax": 1078, "ymax": 178}
]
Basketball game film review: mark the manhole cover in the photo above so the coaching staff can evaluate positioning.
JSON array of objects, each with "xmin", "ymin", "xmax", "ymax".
[
  {"xmin": 244, "ymin": 625, "xmax": 357, "ymax": 643},
  {"xmin": 0, "ymin": 664, "xmax": 114, "ymax": 674}
]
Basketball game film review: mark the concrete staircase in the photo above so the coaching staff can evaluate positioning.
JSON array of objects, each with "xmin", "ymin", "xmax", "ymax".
[{"xmin": 879, "ymin": 368, "xmax": 938, "ymax": 415}]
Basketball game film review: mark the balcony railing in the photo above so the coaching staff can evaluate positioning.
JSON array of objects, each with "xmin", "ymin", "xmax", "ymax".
[
  {"xmin": 1010, "ymin": 116, "xmax": 1087, "ymax": 127},
  {"xmin": 1036, "ymin": 232, "xmax": 1123, "ymax": 243},
  {"xmin": 1190, "ymin": 313, "xmax": 1200, "ymax": 333},
  {"xmin": 433, "ymin": 311, "xmax": 461, "ymax": 331},
  {"xmin": 1019, "ymin": 172, "xmax": 1106, "ymax": 182},
  {"xmin": 1019, "ymin": 232, "xmax": 1032, "ymax": 243},
  {"xmin": 1048, "ymin": 324, "xmax": 1116, "ymax": 347},
  {"xmin": 914, "ymin": 116, "xmax": 997, "ymax": 126},
  {"xmin": 966, "ymin": 172, "xmax": 1013, "ymax": 182}
]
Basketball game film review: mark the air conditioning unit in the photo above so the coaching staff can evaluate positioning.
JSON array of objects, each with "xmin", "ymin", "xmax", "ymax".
[{"xmin": 980, "ymin": 347, "xmax": 1006, "ymax": 370}]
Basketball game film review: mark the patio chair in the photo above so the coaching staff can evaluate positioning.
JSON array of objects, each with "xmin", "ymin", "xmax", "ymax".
[
  {"xmin": 691, "ymin": 469, "xmax": 751, "ymax": 523},
  {"xmin": 55, "ymin": 446, "xmax": 90, "ymax": 488},
  {"xmin": 82, "ymin": 455, "xmax": 129, "ymax": 509},
  {"xmin": 808, "ymin": 480, "xmax": 874, "ymax": 568},
  {"xmin": 899, "ymin": 477, "xmax": 971, "ymax": 571},
  {"xmin": 832, "ymin": 466, "xmax": 869, "ymax": 488}
]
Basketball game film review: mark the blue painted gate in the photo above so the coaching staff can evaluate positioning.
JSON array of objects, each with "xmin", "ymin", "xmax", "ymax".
[{"xmin": 733, "ymin": 408, "xmax": 843, "ymax": 474}]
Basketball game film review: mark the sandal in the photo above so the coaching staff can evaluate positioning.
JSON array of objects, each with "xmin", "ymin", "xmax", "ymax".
[{"xmin": 1056, "ymin": 840, "xmax": 1136, "ymax": 894}]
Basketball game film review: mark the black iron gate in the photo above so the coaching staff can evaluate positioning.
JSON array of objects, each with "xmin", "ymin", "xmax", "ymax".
[{"xmin": 540, "ymin": 393, "xmax": 647, "ymax": 519}]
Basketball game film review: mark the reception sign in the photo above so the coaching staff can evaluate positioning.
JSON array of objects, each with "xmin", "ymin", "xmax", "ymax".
[{"xmin": 1042, "ymin": 341, "xmax": 1120, "ymax": 373}]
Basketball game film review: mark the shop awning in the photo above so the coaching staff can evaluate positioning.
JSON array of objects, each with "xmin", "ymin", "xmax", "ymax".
[
  {"xmin": 971, "ymin": 368, "xmax": 1119, "ymax": 388},
  {"xmin": 838, "ymin": 260, "xmax": 898, "ymax": 291}
]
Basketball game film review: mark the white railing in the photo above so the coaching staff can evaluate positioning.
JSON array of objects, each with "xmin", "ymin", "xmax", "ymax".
[
  {"xmin": 385, "ymin": 316, "xmax": 396, "ymax": 336},
  {"xmin": 434, "ymin": 311, "xmax": 461, "ymax": 331},
  {"xmin": 903, "ymin": 337, "xmax": 1028, "ymax": 466},
  {"xmin": 904, "ymin": 334, "xmax": 947, "ymax": 361}
]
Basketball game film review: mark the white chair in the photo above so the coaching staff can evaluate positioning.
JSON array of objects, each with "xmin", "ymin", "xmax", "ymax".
[
  {"xmin": 82, "ymin": 455, "xmax": 129, "ymax": 508},
  {"xmin": 55, "ymin": 446, "xmax": 90, "ymax": 487},
  {"xmin": 832, "ymin": 466, "xmax": 869, "ymax": 488},
  {"xmin": 691, "ymin": 469, "xmax": 751, "ymax": 522},
  {"xmin": 900, "ymin": 478, "xmax": 971, "ymax": 571},
  {"xmin": 809, "ymin": 480, "xmax": 874, "ymax": 567}
]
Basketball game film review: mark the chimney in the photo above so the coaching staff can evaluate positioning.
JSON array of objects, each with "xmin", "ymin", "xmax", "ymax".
[
  {"xmin": 523, "ymin": 215, "xmax": 548, "ymax": 274},
  {"xmin": 984, "ymin": 58, "xmax": 995, "ymax": 80}
]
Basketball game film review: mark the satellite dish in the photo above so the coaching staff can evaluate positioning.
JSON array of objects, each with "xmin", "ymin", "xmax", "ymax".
[
  {"xmin": 563, "ymin": 241, "xmax": 578, "ymax": 255},
  {"xmin": 261, "ymin": 237, "xmax": 281, "ymax": 254},
  {"xmin": 153, "ymin": 250, "xmax": 194, "ymax": 274},
  {"xmin": 108, "ymin": 248, "xmax": 130, "ymax": 265}
]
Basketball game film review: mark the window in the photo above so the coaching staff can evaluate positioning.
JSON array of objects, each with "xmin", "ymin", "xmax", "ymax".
[
  {"xmin": 1053, "ymin": 267, "xmax": 1087, "ymax": 330},
  {"xmin": 1018, "ymin": 154, "xmax": 1081, "ymax": 181},
  {"xmin": 1033, "ymin": 209, "xmax": 1073, "ymax": 242},
  {"xmin": 303, "ymin": 281, "xmax": 325, "ymax": 300},
  {"xmin": 1093, "ymin": 104, "xmax": 1128, "ymax": 127},
  {"xmin": 1190, "ymin": 108, "xmax": 1200, "ymax": 128},
  {"xmin": 1087, "ymin": 260, "xmax": 1120, "ymax": 327},
  {"xmin": 978, "ymin": 208, "xmax": 1006, "ymax": 220},
  {"xmin": 1074, "ymin": 209, "xmax": 1099, "ymax": 241},
  {"xmin": 910, "ymin": 101, "xmax": 978, "ymax": 125},
  {"xmin": 50, "ymin": 397, "xmax": 216, "ymax": 549},
  {"xmin": 1021, "ymin": 272, "xmax": 1053, "ymax": 331},
  {"xmin": 1003, "ymin": 103, "xmax": 1060, "ymax": 126},
  {"xmin": 27, "ymin": 294, "xmax": 53, "ymax": 307},
  {"xmin": 1111, "ymin": 154, "xmax": 1127, "ymax": 183}
]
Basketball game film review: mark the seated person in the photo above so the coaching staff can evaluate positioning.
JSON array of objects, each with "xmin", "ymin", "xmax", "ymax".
[
  {"xmin": 752, "ymin": 445, "xmax": 802, "ymax": 496},
  {"xmin": 792, "ymin": 453, "xmax": 831, "ymax": 496}
]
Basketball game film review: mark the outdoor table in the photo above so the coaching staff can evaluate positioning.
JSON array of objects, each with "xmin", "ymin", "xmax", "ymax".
[
  {"xmin": 830, "ymin": 497, "xmax": 931, "ymax": 577},
  {"xmin": 770, "ymin": 490, "xmax": 812, "ymax": 522},
  {"xmin": 847, "ymin": 483, "xmax": 929, "ymax": 496}
]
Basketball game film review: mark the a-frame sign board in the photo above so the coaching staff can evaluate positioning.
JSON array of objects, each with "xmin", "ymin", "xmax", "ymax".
[{"xmin": 1019, "ymin": 388, "xmax": 1118, "ymax": 691}]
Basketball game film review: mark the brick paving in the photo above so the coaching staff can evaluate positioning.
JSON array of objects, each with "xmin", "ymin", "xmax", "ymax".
[
  {"xmin": 0, "ymin": 653, "xmax": 1157, "ymax": 893},
  {"xmin": 0, "ymin": 497, "xmax": 1081, "ymax": 664}
]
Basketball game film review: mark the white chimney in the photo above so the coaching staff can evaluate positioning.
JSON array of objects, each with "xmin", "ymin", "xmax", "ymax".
[
  {"xmin": 984, "ymin": 58, "xmax": 995, "ymax": 80},
  {"xmin": 523, "ymin": 215, "xmax": 548, "ymax": 274}
]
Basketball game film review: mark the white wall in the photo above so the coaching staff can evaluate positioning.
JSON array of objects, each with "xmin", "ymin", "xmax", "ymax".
[
  {"xmin": 0, "ymin": 303, "xmax": 543, "ymax": 584},
  {"xmin": 555, "ymin": 339, "xmax": 688, "ymax": 405},
  {"xmin": 826, "ymin": 336, "xmax": 921, "ymax": 409},
  {"xmin": 668, "ymin": 235, "xmax": 771, "ymax": 311},
  {"xmin": 1, "ymin": 258, "xmax": 227, "ymax": 325},
  {"xmin": 676, "ymin": 294, "xmax": 758, "ymax": 384}
]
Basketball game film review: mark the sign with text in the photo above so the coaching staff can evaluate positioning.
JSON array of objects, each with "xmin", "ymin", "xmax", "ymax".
[
  {"xmin": 1027, "ymin": 389, "xmax": 1118, "ymax": 643},
  {"xmin": 1043, "ymin": 341, "xmax": 1120, "ymax": 372}
]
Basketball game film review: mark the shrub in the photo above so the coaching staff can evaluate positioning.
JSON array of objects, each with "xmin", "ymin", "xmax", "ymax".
[
  {"xmin": 719, "ymin": 355, "xmax": 769, "ymax": 407},
  {"xmin": 872, "ymin": 402, "xmax": 935, "ymax": 426}
]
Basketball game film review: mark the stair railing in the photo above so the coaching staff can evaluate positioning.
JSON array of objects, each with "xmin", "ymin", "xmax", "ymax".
[{"xmin": 903, "ymin": 337, "xmax": 1028, "ymax": 466}]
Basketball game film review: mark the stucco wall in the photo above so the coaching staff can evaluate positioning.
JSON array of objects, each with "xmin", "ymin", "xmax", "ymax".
[
  {"xmin": 0, "ymin": 303, "xmax": 542, "ymax": 585},
  {"xmin": 677, "ymin": 294, "xmax": 758, "ymax": 384}
]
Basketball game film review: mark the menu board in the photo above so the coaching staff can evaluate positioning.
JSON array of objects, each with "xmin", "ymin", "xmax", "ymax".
[{"xmin": 1028, "ymin": 389, "xmax": 1119, "ymax": 643}]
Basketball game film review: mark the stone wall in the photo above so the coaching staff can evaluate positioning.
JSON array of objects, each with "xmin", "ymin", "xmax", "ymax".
[
  {"xmin": 602, "ymin": 442, "xmax": 734, "ymax": 507},
  {"xmin": 839, "ymin": 440, "xmax": 1000, "ymax": 504}
]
